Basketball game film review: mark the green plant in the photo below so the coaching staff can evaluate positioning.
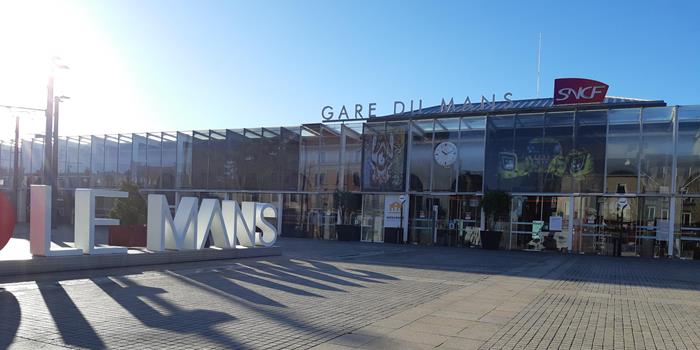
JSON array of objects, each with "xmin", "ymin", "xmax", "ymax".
[
  {"xmin": 109, "ymin": 181, "xmax": 147, "ymax": 225},
  {"xmin": 482, "ymin": 190, "xmax": 510, "ymax": 231}
]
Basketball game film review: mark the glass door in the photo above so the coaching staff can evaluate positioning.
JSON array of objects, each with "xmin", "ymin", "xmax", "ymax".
[
  {"xmin": 677, "ymin": 197, "xmax": 700, "ymax": 259},
  {"xmin": 409, "ymin": 195, "xmax": 435, "ymax": 245},
  {"xmin": 636, "ymin": 197, "xmax": 670, "ymax": 258},
  {"xmin": 450, "ymin": 195, "xmax": 481, "ymax": 247},
  {"xmin": 574, "ymin": 196, "xmax": 607, "ymax": 255},
  {"xmin": 576, "ymin": 196, "xmax": 639, "ymax": 256},
  {"xmin": 510, "ymin": 196, "xmax": 571, "ymax": 251},
  {"xmin": 360, "ymin": 194, "xmax": 384, "ymax": 242}
]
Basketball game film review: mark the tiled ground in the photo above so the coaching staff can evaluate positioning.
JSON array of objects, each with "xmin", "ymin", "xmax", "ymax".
[{"xmin": 1, "ymin": 239, "xmax": 699, "ymax": 349}]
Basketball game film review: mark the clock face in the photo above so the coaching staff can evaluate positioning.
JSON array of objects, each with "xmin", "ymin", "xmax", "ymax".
[{"xmin": 434, "ymin": 141, "xmax": 458, "ymax": 167}]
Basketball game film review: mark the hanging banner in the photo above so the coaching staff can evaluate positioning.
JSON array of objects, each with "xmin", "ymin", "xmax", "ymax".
[{"xmin": 362, "ymin": 128, "xmax": 407, "ymax": 192}]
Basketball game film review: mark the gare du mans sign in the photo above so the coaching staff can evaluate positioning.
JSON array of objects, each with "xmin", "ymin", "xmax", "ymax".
[
  {"xmin": 321, "ymin": 92, "xmax": 514, "ymax": 121},
  {"xmin": 320, "ymin": 78, "xmax": 609, "ymax": 122},
  {"xmin": 0, "ymin": 186, "xmax": 278, "ymax": 257}
]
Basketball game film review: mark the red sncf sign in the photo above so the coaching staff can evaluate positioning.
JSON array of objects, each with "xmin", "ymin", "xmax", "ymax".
[{"xmin": 553, "ymin": 78, "xmax": 608, "ymax": 105}]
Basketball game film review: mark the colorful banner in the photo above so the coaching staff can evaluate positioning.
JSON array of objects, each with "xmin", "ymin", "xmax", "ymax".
[{"xmin": 362, "ymin": 129, "xmax": 406, "ymax": 191}]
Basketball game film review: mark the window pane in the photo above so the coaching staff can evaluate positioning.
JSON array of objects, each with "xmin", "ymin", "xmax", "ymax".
[
  {"xmin": 512, "ymin": 114, "xmax": 545, "ymax": 192},
  {"xmin": 573, "ymin": 110, "xmax": 606, "ymax": 193},
  {"xmin": 543, "ymin": 112, "xmax": 574, "ymax": 193},
  {"xmin": 458, "ymin": 116, "xmax": 485, "ymax": 192},
  {"xmin": 191, "ymin": 131, "xmax": 209, "ymax": 189},
  {"xmin": 484, "ymin": 115, "xmax": 514, "ymax": 192},
  {"xmin": 132, "ymin": 133, "xmax": 147, "ymax": 187},
  {"xmin": 280, "ymin": 127, "xmax": 300, "ymax": 191},
  {"xmin": 640, "ymin": 107, "xmax": 673, "ymax": 193},
  {"xmin": 299, "ymin": 125, "xmax": 320, "ymax": 191},
  {"xmin": 409, "ymin": 120, "xmax": 433, "ymax": 192},
  {"xmin": 161, "ymin": 133, "xmax": 177, "ymax": 189},
  {"xmin": 117, "ymin": 135, "xmax": 132, "ymax": 186},
  {"xmin": 176, "ymin": 132, "xmax": 192, "ymax": 189},
  {"xmin": 207, "ymin": 130, "xmax": 226, "ymax": 189},
  {"xmin": 146, "ymin": 133, "xmax": 162, "ymax": 188},
  {"xmin": 90, "ymin": 136, "xmax": 105, "ymax": 187},
  {"xmin": 320, "ymin": 125, "xmax": 341, "ymax": 191},
  {"xmin": 606, "ymin": 109, "xmax": 640, "ymax": 194},
  {"xmin": 677, "ymin": 106, "xmax": 700, "ymax": 194},
  {"xmin": 341, "ymin": 124, "xmax": 362, "ymax": 191}
]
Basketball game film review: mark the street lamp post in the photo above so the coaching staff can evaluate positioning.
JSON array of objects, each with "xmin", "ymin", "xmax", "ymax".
[
  {"xmin": 43, "ymin": 73, "xmax": 54, "ymax": 186},
  {"xmin": 45, "ymin": 58, "xmax": 69, "ymax": 226},
  {"xmin": 51, "ymin": 96, "xmax": 69, "ymax": 225},
  {"xmin": 44, "ymin": 57, "xmax": 69, "ymax": 187}
]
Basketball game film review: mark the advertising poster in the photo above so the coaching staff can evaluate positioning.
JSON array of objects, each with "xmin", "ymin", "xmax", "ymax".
[
  {"xmin": 383, "ymin": 195, "xmax": 408, "ymax": 228},
  {"xmin": 362, "ymin": 129, "xmax": 406, "ymax": 191}
]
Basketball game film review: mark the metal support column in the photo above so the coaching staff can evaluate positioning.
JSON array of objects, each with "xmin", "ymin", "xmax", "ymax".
[{"xmin": 669, "ymin": 106, "xmax": 679, "ymax": 257}]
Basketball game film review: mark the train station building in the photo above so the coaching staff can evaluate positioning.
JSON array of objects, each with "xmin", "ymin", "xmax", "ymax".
[{"xmin": 1, "ymin": 79, "xmax": 699, "ymax": 259}]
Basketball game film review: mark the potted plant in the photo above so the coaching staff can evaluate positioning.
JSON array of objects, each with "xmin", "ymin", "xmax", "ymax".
[
  {"xmin": 333, "ymin": 189, "xmax": 361, "ymax": 241},
  {"xmin": 108, "ymin": 181, "xmax": 148, "ymax": 247},
  {"xmin": 480, "ymin": 190, "xmax": 510, "ymax": 250}
]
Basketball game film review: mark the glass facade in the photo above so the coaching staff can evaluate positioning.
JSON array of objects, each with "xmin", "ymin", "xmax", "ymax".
[{"xmin": 2, "ymin": 101, "xmax": 700, "ymax": 259}]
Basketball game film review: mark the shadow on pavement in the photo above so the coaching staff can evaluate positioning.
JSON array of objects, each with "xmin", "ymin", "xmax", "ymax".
[
  {"xmin": 37, "ymin": 282, "xmax": 106, "ymax": 349},
  {"xmin": 92, "ymin": 276, "xmax": 242, "ymax": 348},
  {"xmin": 0, "ymin": 288, "xmax": 20, "ymax": 350}
]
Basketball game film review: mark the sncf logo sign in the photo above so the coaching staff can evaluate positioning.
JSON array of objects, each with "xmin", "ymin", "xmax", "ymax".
[{"xmin": 553, "ymin": 78, "xmax": 609, "ymax": 105}]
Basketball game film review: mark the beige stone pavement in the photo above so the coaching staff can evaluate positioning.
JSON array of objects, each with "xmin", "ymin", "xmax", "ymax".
[{"xmin": 310, "ymin": 258, "xmax": 572, "ymax": 350}]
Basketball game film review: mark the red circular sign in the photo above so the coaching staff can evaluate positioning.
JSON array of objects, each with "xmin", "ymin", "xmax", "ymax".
[{"xmin": 0, "ymin": 192, "xmax": 16, "ymax": 251}]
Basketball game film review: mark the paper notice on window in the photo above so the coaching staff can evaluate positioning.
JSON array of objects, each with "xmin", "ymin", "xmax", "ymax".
[
  {"xmin": 656, "ymin": 220, "xmax": 670, "ymax": 241},
  {"xmin": 549, "ymin": 216, "xmax": 563, "ymax": 232}
]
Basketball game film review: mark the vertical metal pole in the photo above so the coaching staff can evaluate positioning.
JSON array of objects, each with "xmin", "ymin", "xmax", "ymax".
[
  {"xmin": 405, "ymin": 121, "xmax": 413, "ymax": 243},
  {"xmin": 13, "ymin": 116, "xmax": 20, "ymax": 213},
  {"xmin": 277, "ymin": 193, "xmax": 283, "ymax": 238},
  {"xmin": 51, "ymin": 97, "xmax": 60, "ymax": 226},
  {"xmin": 44, "ymin": 75, "xmax": 54, "ymax": 185},
  {"xmin": 669, "ymin": 106, "xmax": 678, "ymax": 257},
  {"xmin": 568, "ymin": 194, "xmax": 574, "ymax": 253},
  {"xmin": 338, "ymin": 125, "xmax": 346, "ymax": 190}
]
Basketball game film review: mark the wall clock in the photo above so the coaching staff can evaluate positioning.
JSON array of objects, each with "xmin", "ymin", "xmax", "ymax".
[{"xmin": 434, "ymin": 141, "xmax": 457, "ymax": 167}]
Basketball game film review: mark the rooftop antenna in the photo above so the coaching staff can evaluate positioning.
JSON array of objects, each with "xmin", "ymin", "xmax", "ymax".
[{"xmin": 536, "ymin": 32, "xmax": 542, "ymax": 98}]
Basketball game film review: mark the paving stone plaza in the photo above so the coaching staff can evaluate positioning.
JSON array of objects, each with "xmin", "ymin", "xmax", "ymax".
[{"xmin": 1, "ymin": 239, "xmax": 699, "ymax": 350}]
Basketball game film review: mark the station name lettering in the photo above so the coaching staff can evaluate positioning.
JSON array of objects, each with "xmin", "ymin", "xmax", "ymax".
[{"xmin": 321, "ymin": 93, "xmax": 513, "ymax": 121}]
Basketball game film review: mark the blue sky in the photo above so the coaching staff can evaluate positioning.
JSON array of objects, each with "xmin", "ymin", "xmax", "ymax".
[{"xmin": 0, "ymin": 0, "xmax": 698, "ymax": 137}]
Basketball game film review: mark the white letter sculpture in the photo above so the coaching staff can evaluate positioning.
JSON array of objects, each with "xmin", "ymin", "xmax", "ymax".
[
  {"xmin": 255, "ymin": 203, "xmax": 278, "ymax": 247},
  {"xmin": 224, "ymin": 201, "xmax": 257, "ymax": 248},
  {"xmin": 196, "ymin": 199, "xmax": 231, "ymax": 249},
  {"xmin": 29, "ymin": 185, "xmax": 82, "ymax": 256},
  {"xmin": 74, "ymin": 189, "xmax": 128, "ymax": 255},
  {"xmin": 147, "ymin": 195, "xmax": 198, "ymax": 251},
  {"xmin": 146, "ymin": 196, "xmax": 279, "ymax": 251}
]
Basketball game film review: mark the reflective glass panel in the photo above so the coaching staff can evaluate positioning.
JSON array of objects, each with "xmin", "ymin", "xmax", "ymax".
[
  {"xmin": 606, "ymin": 109, "xmax": 640, "ymax": 194},
  {"xmin": 640, "ymin": 107, "xmax": 673, "ymax": 193},
  {"xmin": 319, "ymin": 125, "xmax": 341, "ymax": 191},
  {"xmin": 458, "ymin": 116, "xmax": 485, "ymax": 192},
  {"xmin": 409, "ymin": 120, "xmax": 433, "ymax": 192},
  {"xmin": 484, "ymin": 115, "xmax": 514, "ymax": 192},
  {"xmin": 573, "ymin": 110, "xmax": 606, "ymax": 193},
  {"xmin": 676, "ymin": 106, "xmax": 700, "ymax": 194},
  {"xmin": 176, "ymin": 132, "xmax": 192, "ymax": 189},
  {"xmin": 543, "ymin": 112, "xmax": 574, "ymax": 193},
  {"xmin": 341, "ymin": 124, "xmax": 362, "ymax": 191},
  {"xmin": 512, "ymin": 114, "xmax": 545, "ymax": 192}
]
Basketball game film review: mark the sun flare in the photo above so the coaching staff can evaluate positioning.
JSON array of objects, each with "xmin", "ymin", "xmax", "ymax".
[{"xmin": 0, "ymin": 0, "xmax": 144, "ymax": 141}]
